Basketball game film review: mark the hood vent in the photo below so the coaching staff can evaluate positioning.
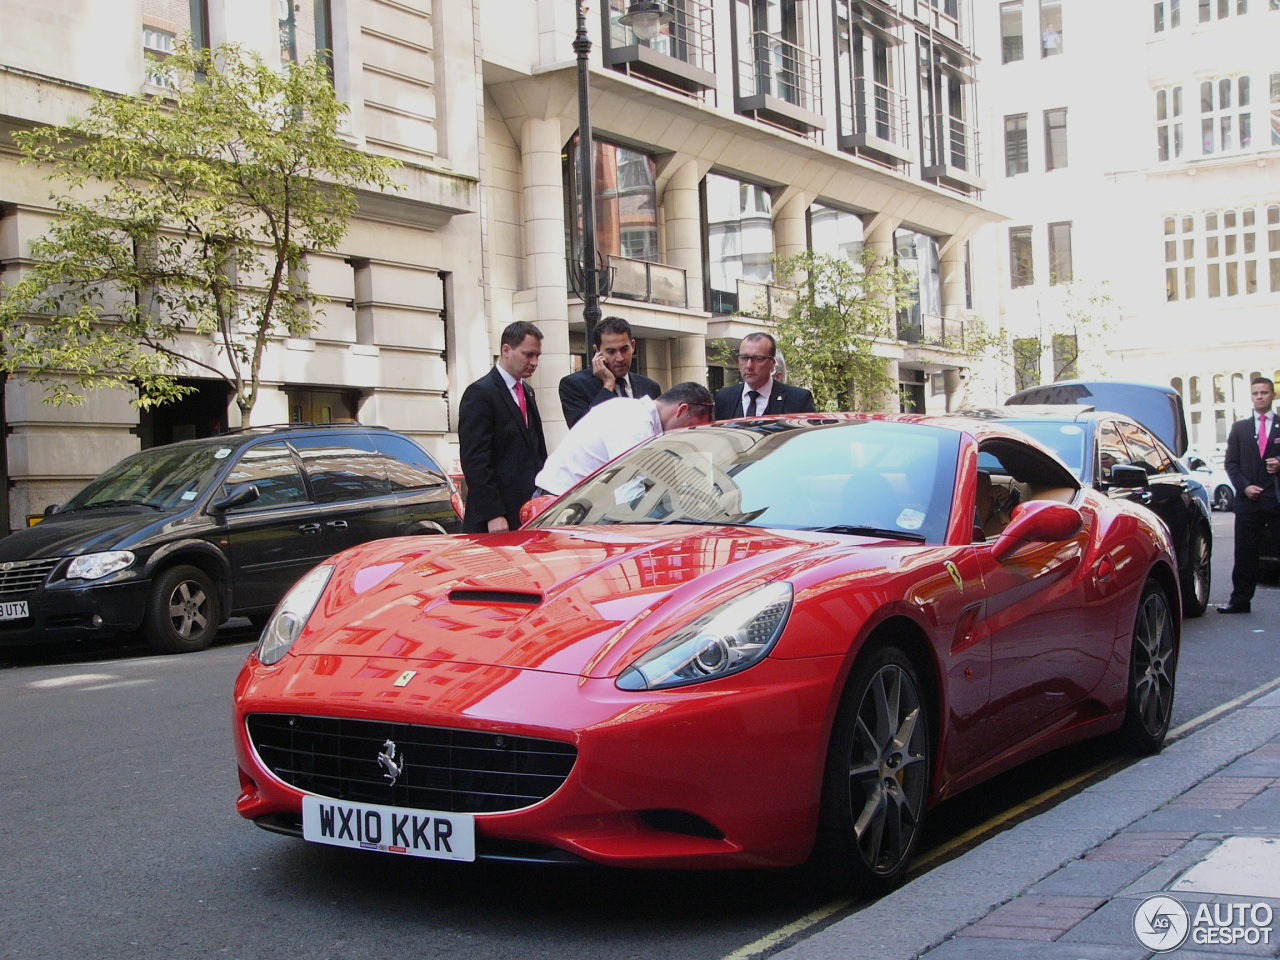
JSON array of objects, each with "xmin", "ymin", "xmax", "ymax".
[{"xmin": 448, "ymin": 589, "xmax": 543, "ymax": 606}]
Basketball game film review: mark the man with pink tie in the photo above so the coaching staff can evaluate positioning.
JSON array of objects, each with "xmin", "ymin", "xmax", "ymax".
[{"xmin": 1219, "ymin": 376, "xmax": 1280, "ymax": 613}]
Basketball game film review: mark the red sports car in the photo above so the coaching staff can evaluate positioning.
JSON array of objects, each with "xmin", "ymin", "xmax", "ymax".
[{"xmin": 233, "ymin": 414, "xmax": 1180, "ymax": 893}]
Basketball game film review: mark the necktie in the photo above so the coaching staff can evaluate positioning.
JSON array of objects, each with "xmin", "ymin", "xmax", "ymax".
[
  {"xmin": 746, "ymin": 390, "xmax": 760, "ymax": 417},
  {"xmin": 616, "ymin": 378, "xmax": 628, "ymax": 399},
  {"xmin": 515, "ymin": 382, "xmax": 528, "ymax": 427},
  {"xmin": 1261, "ymin": 415, "xmax": 1269, "ymax": 458}
]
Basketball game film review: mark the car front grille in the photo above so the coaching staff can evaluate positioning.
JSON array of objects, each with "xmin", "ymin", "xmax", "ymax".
[
  {"xmin": 245, "ymin": 714, "xmax": 577, "ymax": 814},
  {"xmin": 0, "ymin": 558, "xmax": 59, "ymax": 598}
]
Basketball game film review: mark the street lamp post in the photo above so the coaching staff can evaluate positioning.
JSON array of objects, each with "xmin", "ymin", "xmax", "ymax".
[{"xmin": 570, "ymin": 1, "xmax": 672, "ymax": 357}]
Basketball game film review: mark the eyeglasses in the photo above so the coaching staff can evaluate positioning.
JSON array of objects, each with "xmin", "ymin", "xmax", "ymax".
[{"xmin": 736, "ymin": 354, "xmax": 775, "ymax": 364}]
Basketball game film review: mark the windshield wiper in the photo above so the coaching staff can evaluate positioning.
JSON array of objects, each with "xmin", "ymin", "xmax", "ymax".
[
  {"xmin": 807, "ymin": 524, "xmax": 926, "ymax": 542},
  {"xmin": 65, "ymin": 499, "xmax": 160, "ymax": 512}
]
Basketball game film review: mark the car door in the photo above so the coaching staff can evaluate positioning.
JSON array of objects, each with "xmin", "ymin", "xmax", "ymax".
[
  {"xmin": 371, "ymin": 433, "xmax": 462, "ymax": 534},
  {"xmin": 288, "ymin": 433, "xmax": 403, "ymax": 556},
  {"xmin": 1112, "ymin": 417, "xmax": 1198, "ymax": 559},
  {"xmin": 216, "ymin": 440, "xmax": 326, "ymax": 612}
]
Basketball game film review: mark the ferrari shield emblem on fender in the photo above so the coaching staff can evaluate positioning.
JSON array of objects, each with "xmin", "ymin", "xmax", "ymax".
[
  {"xmin": 393, "ymin": 670, "xmax": 417, "ymax": 688},
  {"xmin": 944, "ymin": 561, "xmax": 964, "ymax": 593}
]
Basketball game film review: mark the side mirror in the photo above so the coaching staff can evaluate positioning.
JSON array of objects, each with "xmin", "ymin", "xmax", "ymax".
[
  {"xmin": 43, "ymin": 504, "xmax": 60, "ymax": 517},
  {"xmin": 519, "ymin": 494, "xmax": 558, "ymax": 526},
  {"xmin": 1109, "ymin": 464, "xmax": 1149, "ymax": 489},
  {"xmin": 211, "ymin": 483, "xmax": 261, "ymax": 513},
  {"xmin": 992, "ymin": 500, "xmax": 1084, "ymax": 562}
]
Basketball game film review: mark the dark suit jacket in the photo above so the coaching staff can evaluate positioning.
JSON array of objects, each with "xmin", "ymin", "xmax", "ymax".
[
  {"xmin": 458, "ymin": 367, "xmax": 547, "ymax": 532},
  {"xmin": 1225, "ymin": 414, "xmax": 1280, "ymax": 514},
  {"xmin": 714, "ymin": 381, "xmax": 816, "ymax": 421},
  {"xmin": 558, "ymin": 368, "xmax": 662, "ymax": 428}
]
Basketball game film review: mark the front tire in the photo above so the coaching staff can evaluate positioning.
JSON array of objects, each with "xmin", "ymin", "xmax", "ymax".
[
  {"xmin": 810, "ymin": 646, "xmax": 932, "ymax": 895},
  {"xmin": 1120, "ymin": 579, "xmax": 1177, "ymax": 754},
  {"xmin": 144, "ymin": 564, "xmax": 221, "ymax": 654},
  {"xmin": 1179, "ymin": 525, "xmax": 1211, "ymax": 618}
]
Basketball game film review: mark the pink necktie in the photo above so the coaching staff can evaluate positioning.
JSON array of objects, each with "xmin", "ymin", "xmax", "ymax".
[
  {"xmin": 515, "ymin": 382, "xmax": 528, "ymax": 426},
  {"xmin": 1259, "ymin": 415, "xmax": 1269, "ymax": 457}
]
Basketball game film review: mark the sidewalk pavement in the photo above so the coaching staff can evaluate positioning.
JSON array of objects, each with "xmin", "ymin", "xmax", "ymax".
[{"xmin": 778, "ymin": 684, "xmax": 1280, "ymax": 960}]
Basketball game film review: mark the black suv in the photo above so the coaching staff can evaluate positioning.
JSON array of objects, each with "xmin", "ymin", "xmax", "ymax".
[{"xmin": 0, "ymin": 424, "xmax": 462, "ymax": 654}]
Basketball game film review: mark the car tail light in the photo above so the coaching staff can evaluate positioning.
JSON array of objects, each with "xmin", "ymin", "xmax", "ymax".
[{"xmin": 451, "ymin": 489, "xmax": 465, "ymax": 520}]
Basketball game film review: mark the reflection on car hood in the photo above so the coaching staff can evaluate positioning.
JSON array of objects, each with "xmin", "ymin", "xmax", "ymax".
[
  {"xmin": 297, "ymin": 525, "xmax": 887, "ymax": 677},
  {"xmin": 0, "ymin": 509, "xmax": 172, "ymax": 560}
]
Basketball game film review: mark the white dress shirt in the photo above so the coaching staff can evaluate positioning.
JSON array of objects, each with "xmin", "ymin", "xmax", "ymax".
[
  {"xmin": 536, "ymin": 397, "xmax": 663, "ymax": 495},
  {"xmin": 740, "ymin": 381, "xmax": 774, "ymax": 416}
]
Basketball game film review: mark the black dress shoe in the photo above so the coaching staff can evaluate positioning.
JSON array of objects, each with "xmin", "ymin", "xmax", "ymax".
[{"xmin": 1216, "ymin": 602, "xmax": 1252, "ymax": 614}]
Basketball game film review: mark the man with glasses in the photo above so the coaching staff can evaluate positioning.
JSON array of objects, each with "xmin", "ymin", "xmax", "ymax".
[
  {"xmin": 533, "ymin": 383, "xmax": 714, "ymax": 498},
  {"xmin": 713, "ymin": 332, "xmax": 816, "ymax": 420}
]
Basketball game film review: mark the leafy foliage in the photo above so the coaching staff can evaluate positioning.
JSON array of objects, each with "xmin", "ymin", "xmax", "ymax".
[
  {"xmin": 0, "ymin": 40, "xmax": 400, "ymax": 417},
  {"xmin": 767, "ymin": 249, "xmax": 914, "ymax": 412}
]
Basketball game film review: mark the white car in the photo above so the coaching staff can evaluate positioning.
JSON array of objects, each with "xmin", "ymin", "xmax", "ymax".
[{"xmin": 1186, "ymin": 456, "xmax": 1235, "ymax": 511}]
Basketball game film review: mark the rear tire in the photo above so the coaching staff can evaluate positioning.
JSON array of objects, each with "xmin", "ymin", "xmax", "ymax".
[
  {"xmin": 808, "ymin": 646, "xmax": 932, "ymax": 895},
  {"xmin": 1213, "ymin": 485, "xmax": 1234, "ymax": 512},
  {"xmin": 1119, "ymin": 579, "xmax": 1177, "ymax": 755},
  {"xmin": 1179, "ymin": 525, "xmax": 1211, "ymax": 618},
  {"xmin": 144, "ymin": 564, "xmax": 220, "ymax": 654}
]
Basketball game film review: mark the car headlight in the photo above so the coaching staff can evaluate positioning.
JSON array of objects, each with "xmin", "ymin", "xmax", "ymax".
[
  {"xmin": 616, "ymin": 581, "xmax": 793, "ymax": 691},
  {"xmin": 255, "ymin": 564, "xmax": 333, "ymax": 666},
  {"xmin": 66, "ymin": 551, "xmax": 135, "ymax": 580}
]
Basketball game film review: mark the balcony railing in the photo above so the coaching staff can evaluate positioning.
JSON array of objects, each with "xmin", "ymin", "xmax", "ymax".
[
  {"xmin": 897, "ymin": 313, "xmax": 965, "ymax": 346},
  {"xmin": 735, "ymin": 31, "xmax": 825, "ymax": 132},
  {"xmin": 607, "ymin": 256, "xmax": 688, "ymax": 308},
  {"xmin": 605, "ymin": 0, "xmax": 716, "ymax": 93},
  {"xmin": 720, "ymin": 278, "xmax": 792, "ymax": 320},
  {"xmin": 921, "ymin": 113, "xmax": 984, "ymax": 189}
]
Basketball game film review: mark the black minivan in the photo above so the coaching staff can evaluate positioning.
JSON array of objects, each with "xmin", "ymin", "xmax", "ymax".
[{"xmin": 0, "ymin": 424, "xmax": 462, "ymax": 654}]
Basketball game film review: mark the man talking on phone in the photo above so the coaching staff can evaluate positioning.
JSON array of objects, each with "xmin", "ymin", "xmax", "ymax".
[{"xmin": 558, "ymin": 316, "xmax": 662, "ymax": 428}]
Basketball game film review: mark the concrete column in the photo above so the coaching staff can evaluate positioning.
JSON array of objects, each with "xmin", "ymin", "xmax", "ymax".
[
  {"xmin": 520, "ymin": 116, "xmax": 573, "ymax": 444},
  {"xmin": 673, "ymin": 335, "xmax": 707, "ymax": 387},
  {"xmin": 940, "ymin": 239, "xmax": 967, "ymax": 324},
  {"xmin": 774, "ymin": 193, "xmax": 808, "ymax": 262},
  {"xmin": 663, "ymin": 160, "xmax": 704, "ymax": 313}
]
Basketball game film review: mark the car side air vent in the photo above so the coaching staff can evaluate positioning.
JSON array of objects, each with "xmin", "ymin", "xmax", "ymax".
[{"xmin": 447, "ymin": 589, "xmax": 543, "ymax": 606}]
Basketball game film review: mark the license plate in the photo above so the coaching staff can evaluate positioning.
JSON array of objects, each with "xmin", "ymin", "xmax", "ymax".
[
  {"xmin": 0, "ymin": 601, "xmax": 28, "ymax": 622},
  {"xmin": 302, "ymin": 795, "xmax": 475, "ymax": 861}
]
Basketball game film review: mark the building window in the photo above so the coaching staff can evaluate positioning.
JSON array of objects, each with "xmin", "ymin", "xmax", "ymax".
[
  {"xmin": 1040, "ymin": 0, "xmax": 1063, "ymax": 56},
  {"xmin": 834, "ymin": 1, "xmax": 907, "ymax": 150},
  {"xmin": 1200, "ymin": 0, "xmax": 1249, "ymax": 18},
  {"xmin": 918, "ymin": 39, "xmax": 977, "ymax": 175},
  {"xmin": 1204, "ymin": 208, "xmax": 1259, "ymax": 298},
  {"xmin": 1200, "ymin": 76, "xmax": 1251, "ymax": 154},
  {"xmin": 1052, "ymin": 333, "xmax": 1078, "ymax": 380},
  {"xmin": 1156, "ymin": 86, "xmax": 1184, "ymax": 161},
  {"xmin": 565, "ymin": 137, "xmax": 660, "ymax": 267},
  {"xmin": 1271, "ymin": 72, "xmax": 1280, "ymax": 145},
  {"xmin": 1014, "ymin": 338, "xmax": 1040, "ymax": 391},
  {"xmin": 734, "ymin": 0, "xmax": 821, "ymax": 112},
  {"xmin": 279, "ymin": 0, "xmax": 334, "ymax": 74},
  {"xmin": 142, "ymin": 1, "xmax": 209, "ymax": 85},
  {"xmin": 1005, "ymin": 114, "xmax": 1029, "ymax": 176},
  {"xmin": 808, "ymin": 202, "xmax": 864, "ymax": 261},
  {"xmin": 1154, "ymin": 0, "xmax": 1183, "ymax": 30},
  {"xmin": 1001, "ymin": 1, "xmax": 1024, "ymax": 62},
  {"xmin": 1048, "ymin": 222, "xmax": 1073, "ymax": 283},
  {"xmin": 1010, "ymin": 226, "xmax": 1034, "ymax": 287},
  {"xmin": 1044, "ymin": 107, "xmax": 1068, "ymax": 170},
  {"xmin": 1164, "ymin": 214, "xmax": 1196, "ymax": 300},
  {"xmin": 704, "ymin": 171, "xmax": 774, "ymax": 315},
  {"xmin": 895, "ymin": 229, "xmax": 941, "ymax": 336},
  {"xmin": 143, "ymin": 26, "xmax": 178, "ymax": 87},
  {"xmin": 1270, "ymin": 204, "xmax": 1280, "ymax": 292}
]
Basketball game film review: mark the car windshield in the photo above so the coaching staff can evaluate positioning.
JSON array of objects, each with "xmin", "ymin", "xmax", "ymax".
[
  {"xmin": 61, "ymin": 444, "xmax": 233, "ymax": 512},
  {"xmin": 1000, "ymin": 419, "xmax": 1089, "ymax": 479},
  {"xmin": 527, "ymin": 419, "xmax": 960, "ymax": 543}
]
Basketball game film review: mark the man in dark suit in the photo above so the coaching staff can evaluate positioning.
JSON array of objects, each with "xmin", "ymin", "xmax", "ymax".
[
  {"xmin": 713, "ymin": 332, "xmax": 816, "ymax": 420},
  {"xmin": 1219, "ymin": 376, "xmax": 1280, "ymax": 613},
  {"xmin": 559, "ymin": 316, "xmax": 662, "ymax": 428},
  {"xmin": 458, "ymin": 321, "xmax": 548, "ymax": 533}
]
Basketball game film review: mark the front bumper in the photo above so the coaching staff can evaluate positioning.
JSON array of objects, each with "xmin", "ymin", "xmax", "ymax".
[
  {"xmin": 0, "ymin": 574, "xmax": 151, "ymax": 646},
  {"xmin": 233, "ymin": 651, "xmax": 843, "ymax": 870}
]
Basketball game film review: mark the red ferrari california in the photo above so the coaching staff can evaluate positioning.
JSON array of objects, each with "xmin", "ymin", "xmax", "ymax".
[{"xmin": 233, "ymin": 414, "xmax": 1180, "ymax": 893}]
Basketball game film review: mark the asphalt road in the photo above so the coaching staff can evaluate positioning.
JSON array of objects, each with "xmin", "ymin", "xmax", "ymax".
[{"xmin": 2, "ymin": 510, "xmax": 1278, "ymax": 960}]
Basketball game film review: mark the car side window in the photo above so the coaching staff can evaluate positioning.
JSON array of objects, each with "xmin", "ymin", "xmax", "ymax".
[
  {"xmin": 1097, "ymin": 421, "xmax": 1134, "ymax": 483},
  {"xmin": 289, "ymin": 434, "xmax": 393, "ymax": 503},
  {"xmin": 372, "ymin": 434, "xmax": 448, "ymax": 492},
  {"xmin": 1118, "ymin": 420, "xmax": 1177, "ymax": 476},
  {"xmin": 222, "ymin": 441, "xmax": 309, "ymax": 508}
]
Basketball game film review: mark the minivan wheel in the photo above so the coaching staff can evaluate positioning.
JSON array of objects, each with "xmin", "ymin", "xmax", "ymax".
[
  {"xmin": 1179, "ymin": 525, "xmax": 1211, "ymax": 618},
  {"xmin": 144, "ymin": 564, "xmax": 221, "ymax": 654},
  {"xmin": 1213, "ymin": 485, "xmax": 1234, "ymax": 512}
]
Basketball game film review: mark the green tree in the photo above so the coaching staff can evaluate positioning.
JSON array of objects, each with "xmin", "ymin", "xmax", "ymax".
[
  {"xmin": 767, "ymin": 249, "xmax": 914, "ymax": 412},
  {"xmin": 0, "ymin": 40, "xmax": 400, "ymax": 421}
]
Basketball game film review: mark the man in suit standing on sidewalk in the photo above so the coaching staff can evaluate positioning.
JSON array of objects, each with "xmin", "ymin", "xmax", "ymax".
[
  {"xmin": 713, "ymin": 332, "xmax": 816, "ymax": 420},
  {"xmin": 558, "ymin": 316, "xmax": 662, "ymax": 428},
  {"xmin": 458, "ymin": 321, "xmax": 548, "ymax": 534},
  {"xmin": 1219, "ymin": 375, "xmax": 1280, "ymax": 613}
]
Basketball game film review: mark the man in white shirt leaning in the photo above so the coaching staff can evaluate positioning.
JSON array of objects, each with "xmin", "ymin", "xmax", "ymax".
[{"xmin": 534, "ymin": 382, "xmax": 714, "ymax": 497}]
